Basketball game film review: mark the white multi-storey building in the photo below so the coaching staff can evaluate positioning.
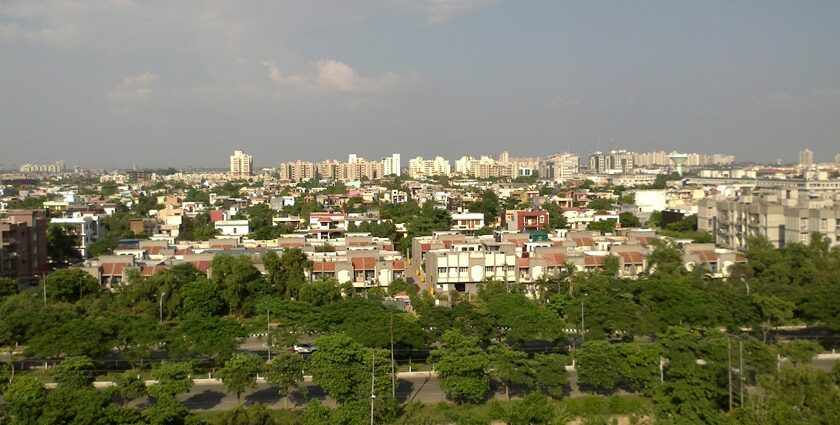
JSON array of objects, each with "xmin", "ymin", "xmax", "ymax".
[
  {"xmin": 698, "ymin": 189, "xmax": 840, "ymax": 250},
  {"xmin": 229, "ymin": 150, "xmax": 252, "ymax": 179},
  {"xmin": 382, "ymin": 153, "xmax": 401, "ymax": 176},
  {"xmin": 408, "ymin": 156, "xmax": 451, "ymax": 178},
  {"xmin": 539, "ymin": 153, "xmax": 579, "ymax": 183}
]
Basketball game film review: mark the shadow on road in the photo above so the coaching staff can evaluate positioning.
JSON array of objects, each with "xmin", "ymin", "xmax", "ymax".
[
  {"xmin": 245, "ymin": 386, "xmax": 281, "ymax": 406},
  {"xmin": 182, "ymin": 390, "xmax": 225, "ymax": 410},
  {"xmin": 404, "ymin": 377, "xmax": 428, "ymax": 404},
  {"xmin": 395, "ymin": 379, "xmax": 415, "ymax": 403}
]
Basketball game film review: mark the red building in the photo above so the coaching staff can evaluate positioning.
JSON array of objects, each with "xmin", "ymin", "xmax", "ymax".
[
  {"xmin": 506, "ymin": 210, "xmax": 549, "ymax": 231},
  {"xmin": 0, "ymin": 209, "xmax": 48, "ymax": 285}
]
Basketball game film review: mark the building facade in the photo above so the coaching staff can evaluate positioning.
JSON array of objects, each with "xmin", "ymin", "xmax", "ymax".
[{"xmin": 230, "ymin": 150, "xmax": 253, "ymax": 179}]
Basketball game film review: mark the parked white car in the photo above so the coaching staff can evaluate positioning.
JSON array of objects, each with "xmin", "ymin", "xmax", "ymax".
[{"xmin": 293, "ymin": 343, "xmax": 317, "ymax": 354}]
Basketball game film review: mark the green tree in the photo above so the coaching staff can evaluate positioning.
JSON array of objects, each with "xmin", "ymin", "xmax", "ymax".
[
  {"xmin": 168, "ymin": 316, "xmax": 244, "ymax": 361},
  {"xmin": 217, "ymin": 352, "xmax": 265, "ymax": 405},
  {"xmin": 618, "ymin": 342, "xmax": 662, "ymax": 395},
  {"xmin": 115, "ymin": 369, "xmax": 148, "ymax": 406},
  {"xmin": 0, "ymin": 277, "xmax": 19, "ymax": 301},
  {"xmin": 472, "ymin": 189, "xmax": 501, "ymax": 224},
  {"xmin": 220, "ymin": 404, "xmax": 276, "ymax": 425},
  {"xmin": 143, "ymin": 395, "xmax": 192, "ymax": 425},
  {"xmin": 302, "ymin": 399, "xmax": 332, "ymax": 425},
  {"xmin": 577, "ymin": 341, "xmax": 625, "ymax": 393},
  {"xmin": 211, "ymin": 254, "xmax": 266, "ymax": 316},
  {"xmin": 587, "ymin": 198, "xmax": 614, "ymax": 211},
  {"xmin": 587, "ymin": 219, "xmax": 617, "ymax": 235},
  {"xmin": 299, "ymin": 278, "xmax": 342, "ymax": 307},
  {"xmin": 53, "ymin": 355, "xmax": 96, "ymax": 389},
  {"xmin": 752, "ymin": 294, "xmax": 794, "ymax": 343},
  {"xmin": 46, "ymin": 224, "xmax": 82, "ymax": 264},
  {"xmin": 179, "ymin": 278, "xmax": 224, "ymax": 319},
  {"xmin": 430, "ymin": 329, "xmax": 490, "ymax": 404},
  {"xmin": 507, "ymin": 392, "xmax": 558, "ymax": 425},
  {"xmin": 148, "ymin": 361, "xmax": 193, "ymax": 400},
  {"xmin": 265, "ymin": 351, "xmax": 305, "ymax": 408},
  {"xmin": 2, "ymin": 376, "xmax": 46, "ymax": 423},
  {"xmin": 777, "ymin": 340, "xmax": 823, "ymax": 367},
  {"xmin": 542, "ymin": 202, "xmax": 568, "ymax": 230},
  {"xmin": 44, "ymin": 268, "xmax": 101, "ymax": 303},
  {"xmin": 308, "ymin": 333, "xmax": 368, "ymax": 403},
  {"xmin": 529, "ymin": 353, "xmax": 569, "ymax": 399},
  {"xmin": 489, "ymin": 344, "xmax": 532, "ymax": 401},
  {"xmin": 618, "ymin": 212, "xmax": 641, "ymax": 228}
]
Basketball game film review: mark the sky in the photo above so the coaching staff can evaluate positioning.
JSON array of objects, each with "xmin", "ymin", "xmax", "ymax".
[{"xmin": 1, "ymin": 0, "xmax": 839, "ymax": 169}]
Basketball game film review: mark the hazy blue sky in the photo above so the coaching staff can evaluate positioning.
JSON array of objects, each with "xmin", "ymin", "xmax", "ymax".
[{"xmin": 1, "ymin": 1, "xmax": 839, "ymax": 168}]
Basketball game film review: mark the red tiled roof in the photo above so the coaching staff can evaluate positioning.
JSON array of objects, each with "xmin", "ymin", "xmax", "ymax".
[
  {"xmin": 584, "ymin": 256, "xmax": 606, "ymax": 266},
  {"xmin": 383, "ymin": 243, "xmax": 395, "ymax": 251},
  {"xmin": 634, "ymin": 237, "xmax": 654, "ymax": 246},
  {"xmin": 174, "ymin": 248, "xmax": 194, "ymax": 255},
  {"xmin": 393, "ymin": 260, "xmax": 406, "ymax": 270},
  {"xmin": 516, "ymin": 258, "xmax": 529, "ymax": 267},
  {"xmin": 312, "ymin": 262, "xmax": 336, "ymax": 272},
  {"xmin": 617, "ymin": 251, "xmax": 645, "ymax": 265},
  {"xmin": 141, "ymin": 265, "xmax": 169, "ymax": 276},
  {"xmin": 692, "ymin": 250, "xmax": 718, "ymax": 262},
  {"xmin": 420, "ymin": 243, "xmax": 431, "ymax": 252},
  {"xmin": 541, "ymin": 253, "xmax": 568, "ymax": 266},
  {"xmin": 100, "ymin": 263, "xmax": 127, "ymax": 276},
  {"xmin": 349, "ymin": 241, "xmax": 369, "ymax": 246},
  {"xmin": 188, "ymin": 260, "xmax": 211, "ymax": 274},
  {"xmin": 351, "ymin": 257, "xmax": 376, "ymax": 270},
  {"xmin": 145, "ymin": 246, "xmax": 164, "ymax": 255},
  {"xmin": 735, "ymin": 254, "xmax": 748, "ymax": 263},
  {"xmin": 573, "ymin": 237, "xmax": 595, "ymax": 247}
]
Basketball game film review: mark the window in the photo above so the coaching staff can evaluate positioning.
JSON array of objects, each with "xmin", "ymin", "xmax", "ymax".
[
  {"xmin": 485, "ymin": 266, "xmax": 493, "ymax": 273},
  {"xmin": 458, "ymin": 267, "xmax": 468, "ymax": 273},
  {"xmin": 437, "ymin": 267, "xmax": 446, "ymax": 274}
]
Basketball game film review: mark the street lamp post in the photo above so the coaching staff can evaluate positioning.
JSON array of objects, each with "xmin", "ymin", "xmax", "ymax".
[
  {"xmin": 159, "ymin": 291, "xmax": 166, "ymax": 324},
  {"xmin": 580, "ymin": 292, "xmax": 588, "ymax": 344}
]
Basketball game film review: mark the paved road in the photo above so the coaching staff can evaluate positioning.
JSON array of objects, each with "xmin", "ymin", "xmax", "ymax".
[{"xmin": 162, "ymin": 375, "xmax": 455, "ymax": 411}]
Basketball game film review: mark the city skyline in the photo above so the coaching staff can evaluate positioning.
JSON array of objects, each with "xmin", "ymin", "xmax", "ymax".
[{"xmin": 2, "ymin": 1, "xmax": 840, "ymax": 167}]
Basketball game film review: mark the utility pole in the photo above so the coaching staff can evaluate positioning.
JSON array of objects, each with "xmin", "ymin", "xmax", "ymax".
[
  {"xmin": 159, "ymin": 291, "xmax": 166, "ymax": 324},
  {"xmin": 739, "ymin": 339, "xmax": 744, "ymax": 407},
  {"xmin": 267, "ymin": 308, "xmax": 271, "ymax": 362},
  {"xmin": 42, "ymin": 274, "xmax": 47, "ymax": 305},
  {"xmin": 390, "ymin": 312, "xmax": 396, "ymax": 401},
  {"xmin": 659, "ymin": 356, "xmax": 665, "ymax": 383},
  {"xmin": 580, "ymin": 299, "xmax": 585, "ymax": 344},
  {"xmin": 370, "ymin": 350, "xmax": 376, "ymax": 425},
  {"xmin": 727, "ymin": 338, "xmax": 733, "ymax": 411}
]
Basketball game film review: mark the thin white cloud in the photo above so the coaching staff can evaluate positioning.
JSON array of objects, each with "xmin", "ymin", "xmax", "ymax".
[
  {"xmin": 402, "ymin": 0, "xmax": 500, "ymax": 24},
  {"xmin": 263, "ymin": 59, "xmax": 420, "ymax": 94},
  {"xmin": 108, "ymin": 71, "xmax": 158, "ymax": 100}
]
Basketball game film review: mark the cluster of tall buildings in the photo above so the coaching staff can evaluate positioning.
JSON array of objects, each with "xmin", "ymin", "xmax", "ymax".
[
  {"xmin": 278, "ymin": 153, "xmax": 401, "ymax": 182},
  {"xmin": 233, "ymin": 147, "xmax": 739, "ymax": 182},
  {"xmin": 19, "ymin": 160, "xmax": 65, "ymax": 174},
  {"xmin": 796, "ymin": 148, "xmax": 840, "ymax": 168},
  {"xmin": 631, "ymin": 151, "xmax": 735, "ymax": 167}
]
